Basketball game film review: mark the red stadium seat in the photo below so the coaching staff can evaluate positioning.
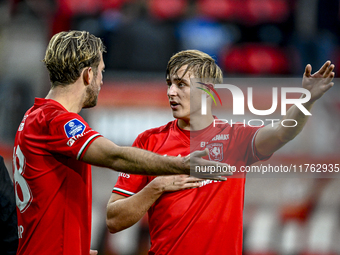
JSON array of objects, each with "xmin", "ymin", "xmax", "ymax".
[
  {"xmin": 58, "ymin": 0, "xmax": 126, "ymax": 16},
  {"xmin": 57, "ymin": 0, "xmax": 100, "ymax": 16},
  {"xmin": 237, "ymin": 0, "xmax": 290, "ymax": 25},
  {"xmin": 148, "ymin": 0, "xmax": 188, "ymax": 20},
  {"xmin": 52, "ymin": 0, "xmax": 127, "ymax": 35},
  {"xmin": 197, "ymin": 0, "xmax": 237, "ymax": 20},
  {"xmin": 102, "ymin": 0, "xmax": 128, "ymax": 11},
  {"xmin": 220, "ymin": 44, "xmax": 290, "ymax": 75}
]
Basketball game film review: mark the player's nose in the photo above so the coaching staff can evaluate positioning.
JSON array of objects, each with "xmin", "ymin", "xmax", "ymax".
[{"xmin": 167, "ymin": 84, "xmax": 178, "ymax": 97}]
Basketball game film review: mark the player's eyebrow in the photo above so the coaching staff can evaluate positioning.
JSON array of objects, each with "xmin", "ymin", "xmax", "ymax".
[{"xmin": 173, "ymin": 77, "xmax": 189, "ymax": 84}]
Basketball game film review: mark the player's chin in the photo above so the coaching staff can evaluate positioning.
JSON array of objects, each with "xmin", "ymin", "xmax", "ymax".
[
  {"xmin": 83, "ymin": 99, "xmax": 98, "ymax": 109},
  {"xmin": 172, "ymin": 112, "xmax": 185, "ymax": 120}
]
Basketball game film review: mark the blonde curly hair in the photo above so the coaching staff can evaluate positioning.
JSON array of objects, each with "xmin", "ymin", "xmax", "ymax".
[{"xmin": 43, "ymin": 30, "xmax": 106, "ymax": 87}]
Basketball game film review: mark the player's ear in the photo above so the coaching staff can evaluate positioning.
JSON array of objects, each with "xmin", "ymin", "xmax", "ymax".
[
  {"xmin": 205, "ymin": 83, "xmax": 214, "ymax": 97},
  {"xmin": 205, "ymin": 90, "xmax": 210, "ymax": 99},
  {"xmin": 206, "ymin": 83, "xmax": 214, "ymax": 91},
  {"xmin": 82, "ymin": 67, "xmax": 93, "ymax": 86}
]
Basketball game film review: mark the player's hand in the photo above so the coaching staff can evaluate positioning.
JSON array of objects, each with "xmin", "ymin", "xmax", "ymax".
[
  {"xmin": 302, "ymin": 60, "xmax": 335, "ymax": 103},
  {"xmin": 150, "ymin": 175, "xmax": 204, "ymax": 193},
  {"xmin": 184, "ymin": 148, "xmax": 233, "ymax": 180},
  {"xmin": 90, "ymin": 250, "xmax": 98, "ymax": 255}
]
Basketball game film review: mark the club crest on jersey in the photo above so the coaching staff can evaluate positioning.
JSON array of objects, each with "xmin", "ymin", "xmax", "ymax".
[
  {"xmin": 64, "ymin": 119, "xmax": 85, "ymax": 138},
  {"xmin": 207, "ymin": 143, "xmax": 223, "ymax": 162}
]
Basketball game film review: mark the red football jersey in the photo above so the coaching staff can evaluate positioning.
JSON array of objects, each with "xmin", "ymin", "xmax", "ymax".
[
  {"xmin": 113, "ymin": 119, "xmax": 269, "ymax": 255},
  {"xmin": 12, "ymin": 98, "xmax": 102, "ymax": 255}
]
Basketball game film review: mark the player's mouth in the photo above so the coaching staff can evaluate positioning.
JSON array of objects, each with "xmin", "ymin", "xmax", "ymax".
[{"xmin": 170, "ymin": 101, "xmax": 180, "ymax": 110}]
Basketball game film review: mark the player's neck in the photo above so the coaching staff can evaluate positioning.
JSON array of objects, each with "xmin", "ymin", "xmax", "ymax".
[
  {"xmin": 45, "ymin": 82, "xmax": 85, "ymax": 113},
  {"xmin": 178, "ymin": 114, "xmax": 214, "ymax": 131}
]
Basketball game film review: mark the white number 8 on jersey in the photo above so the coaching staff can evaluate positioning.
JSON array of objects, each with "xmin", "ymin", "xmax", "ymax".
[{"xmin": 13, "ymin": 145, "xmax": 32, "ymax": 212}]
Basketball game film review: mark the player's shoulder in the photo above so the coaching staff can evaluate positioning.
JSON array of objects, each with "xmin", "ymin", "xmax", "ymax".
[
  {"xmin": 136, "ymin": 120, "xmax": 175, "ymax": 141},
  {"xmin": 31, "ymin": 100, "xmax": 67, "ymax": 119},
  {"xmin": 41, "ymin": 104, "xmax": 83, "ymax": 124}
]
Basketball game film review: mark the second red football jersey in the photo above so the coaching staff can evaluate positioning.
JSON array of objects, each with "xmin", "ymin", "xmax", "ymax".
[{"xmin": 113, "ymin": 119, "xmax": 269, "ymax": 255}]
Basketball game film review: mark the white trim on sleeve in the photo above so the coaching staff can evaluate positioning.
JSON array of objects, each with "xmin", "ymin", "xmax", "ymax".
[
  {"xmin": 112, "ymin": 187, "xmax": 136, "ymax": 196},
  {"xmin": 76, "ymin": 134, "xmax": 101, "ymax": 160}
]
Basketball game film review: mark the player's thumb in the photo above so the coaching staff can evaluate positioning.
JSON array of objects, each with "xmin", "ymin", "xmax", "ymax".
[
  {"xmin": 304, "ymin": 64, "xmax": 312, "ymax": 77},
  {"xmin": 194, "ymin": 148, "xmax": 209, "ymax": 158}
]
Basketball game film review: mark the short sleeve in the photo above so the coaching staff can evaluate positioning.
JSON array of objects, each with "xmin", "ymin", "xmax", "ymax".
[
  {"xmin": 112, "ymin": 133, "xmax": 149, "ymax": 197},
  {"xmin": 234, "ymin": 124, "xmax": 272, "ymax": 166},
  {"xmin": 46, "ymin": 112, "xmax": 102, "ymax": 160}
]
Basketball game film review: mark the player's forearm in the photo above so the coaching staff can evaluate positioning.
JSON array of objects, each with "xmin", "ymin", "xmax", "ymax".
[
  {"xmin": 106, "ymin": 186, "xmax": 163, "ymax": 233},
  {"xmin": 277, "ymin": 99, "xmax": 314, "ymax": 143},
  {"xmin": 256, "ymin": 99, "xmax": 314, "ymax": 156},
  {"xmin": 110, "ymin": 146, "xmax": 187, "ymax": 175},
  {"xmin": 83, "ymin": 138, "xmax": 188, "ymax": 175}
]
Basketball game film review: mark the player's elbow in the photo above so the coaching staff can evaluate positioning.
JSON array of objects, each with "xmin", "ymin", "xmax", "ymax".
[
  {"xmin": 106, "ymin": 216, "xmax": 124, "ymax": 233},
  {"xmin": 106, "ymin": 205, "xmax": 124, "ymax": 233},
  {"xmin": 277, "ymin": 134, "xmax": 292, "ymax": 145},
  {"xmin": 106, "ymin": 208, "xmax": 132, "ymax": 233},
  {"xmin": 275, "ymin": 125, "xmax": 300, "ymax": 145},
  {"xmin": 277, "ymin": 130, "xmax": 298, "ymax": 145},
  {"xmin": 277, "ymin": 119, "xmax": 304, "ymax": 144}
]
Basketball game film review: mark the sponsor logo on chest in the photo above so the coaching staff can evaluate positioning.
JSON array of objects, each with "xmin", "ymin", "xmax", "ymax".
[{"xmin": 211, "ymin": 134, "xmax": 229, "ymax": 141}]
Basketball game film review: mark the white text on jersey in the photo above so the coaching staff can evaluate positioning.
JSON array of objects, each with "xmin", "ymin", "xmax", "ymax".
[{"xmin": 211, "ymin": 134, "xmax": 229, "ymax": 141}]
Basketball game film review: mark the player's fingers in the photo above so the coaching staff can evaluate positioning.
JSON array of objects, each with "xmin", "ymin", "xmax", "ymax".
[
  {"xmin": 190, "ymin": 172, "xmax": 228, "ymax": 180},
  {"xmin": 182, "ymin": 182, "xmax": 201, "ymax": 189},
  {"xmin": 171, "ymin": 178, "xmax": 201, "ymax": 188},
  {"xmin": 316, "ymin": 60, "xmax": 331, "ymax": 75},
  {"xmin": 175, "ymin": 176, "xmax": 203, "ymax": 185},
  {"xmin": 201, "ymin": 175, "xmax": 228, "ymax": 181},
  {"xmin": 322, "ymin": 82, "xmax": 334, "ymax": 92},
  {"xmin": 186, "ymin": 176, "xmax": 205, "ymax": 182},
  {"xmin": 323, "ymin": 64, "xmax": 335, "ymax": 78},
  {"xmin": 192, "ymin": 148, "xmax": 209, "ymax": 158},
  {"xmin": 324, "ymin": 72, "xmax": 335, "ymax": 84},
  {"xmin": 172, "ymin": 174, "xmax": 192, "ymax": 182},
  {"xmin": 304, "ymin": 64, "xmax": 312, "ymax": 77}
]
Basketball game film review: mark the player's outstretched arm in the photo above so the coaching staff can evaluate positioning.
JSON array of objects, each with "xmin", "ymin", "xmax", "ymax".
[
  {"xmin": 255, "ymin": 61, "xmax": 335, "ymax": 156},
  {"xmin": 83, "ymin": 137, "xmax": 186, "ymax": 175},
  {"xmin": 82, "ymin": 137, "xmax": 231, "ymax": 177},
  {"xmin": 106, "ymin": 175, "xmax": 202, "ymax": 233}
]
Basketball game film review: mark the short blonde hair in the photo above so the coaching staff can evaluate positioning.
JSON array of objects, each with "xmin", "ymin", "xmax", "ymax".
[
  {"xmin": 43, "ymin": 31, "xmax": 106, "ymax": 87},
  {"xmin": 166, "ymin": 50, "xmax": 223, "ymax": 83}
]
